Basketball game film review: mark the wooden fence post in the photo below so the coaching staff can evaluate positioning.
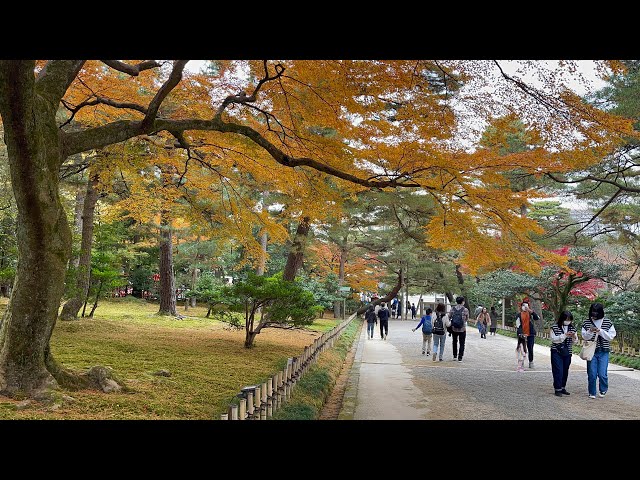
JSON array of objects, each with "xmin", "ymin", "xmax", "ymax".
[
  {"xmin": 267, "ymin": 377, "xmax": 274, "ymax": 418},
  {"xmin": 261, "ymin": 382, "xmax": 268, "ymax": 420},
  {"xmin": 239, "ymin": 398, "xmax": 247, "ymax": 420},
  {"xmin": 242, "ymin": 386, "xmax": 255, "ymax": 419},
  {"xmin": 254, "ymin": 384, "xmax": 261, "ymax": 420}
]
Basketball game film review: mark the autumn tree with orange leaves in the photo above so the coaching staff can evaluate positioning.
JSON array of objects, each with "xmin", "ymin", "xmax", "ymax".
[{"xmin": 0, "ymin": 59, "xmax": 637, "ymax": 400}]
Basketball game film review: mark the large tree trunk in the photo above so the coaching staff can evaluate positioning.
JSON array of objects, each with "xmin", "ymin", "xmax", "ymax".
[
  {"xmin": 60, "ymin": 175, "xmax": 99, "ymax": 320},
  {"xmin": 283, "ymin": 216, "xmax": 310, "ymax": 281},
  {"xmin": 0, "ymin": 61, "xmax": 73, "ymax": 397},
  {"xmin": 158, "ymin": 213, "xmax": 177, "ymax": 316}
]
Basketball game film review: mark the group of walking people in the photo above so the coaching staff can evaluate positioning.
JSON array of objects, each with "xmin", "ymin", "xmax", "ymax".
[
  {"xmin": 548, "ymin": 302, "xmax": 617, "ymax": 399},
  {"xmin": 394, "ymin": 297, "xmax": 618, "ymax": 399}
]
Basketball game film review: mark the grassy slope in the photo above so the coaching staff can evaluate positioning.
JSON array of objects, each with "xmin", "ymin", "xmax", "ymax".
[
  {"xmin": 271, "ymin": 318, "xmax": 360, "ymax": 420},
  {"xmin": 0, "ymin": 297, "xmax": 338, "ymax": 419}
]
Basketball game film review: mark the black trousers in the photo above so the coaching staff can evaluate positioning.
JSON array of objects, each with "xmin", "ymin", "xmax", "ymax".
[
  {"xmin": 527, "ymin": 335, "xmax": 535, "ymax": 362},
  {"xmin": 452, "ymin": 331, "xmax": 466, "ymax": 359},
  {"xmin": 380, "ymin": 319, "xmax": 388, "ymax": 337}
]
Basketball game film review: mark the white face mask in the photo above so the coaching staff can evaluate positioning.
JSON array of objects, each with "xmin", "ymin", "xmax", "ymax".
[{"xmin": 563, "ymin": 321, "xmax": 571, "ymax": 326}]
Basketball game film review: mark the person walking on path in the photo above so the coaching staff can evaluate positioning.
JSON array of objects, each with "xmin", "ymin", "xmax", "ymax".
[
  {"xmin": 550, "ymin": 310, "xmax": 578, "ymax": 397},
  {"xmin": 378, "ymin": 302, "xmax": 390, "ymax": 340},
  {"xmin": 412, "ymin": 307, "xmax": 433, "ymax": 356},
  {"xmin": 432, "ymin": 303, "xmax": 450, "ymax": 362},
  {"xmin": 476, "ymin": 307, "xmax": 490, "ymax": 339},
  {"xmin": 515, "ymin": 301, "xmax": 539, "ymax": 368},
  {"xmin": 448, "ymin": 296, "xmax": 469, "ymax": 361},
  {"xmin": 364, "ymin": 305, "xmax": 377, "ymax": 339},
  {"xmin": 581, "ymin": 302, "xmax": 617, "ymax": 399},
  {"xmin": 489, "ymin": 306, "xmax": 498, "ymax": 335},
  {"xmin": 410, "ymin": 303, "xmax": 417, "ymax": 320}
]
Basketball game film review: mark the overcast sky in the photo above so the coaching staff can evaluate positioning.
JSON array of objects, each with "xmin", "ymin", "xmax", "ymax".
[{"xmin": 185, "ymin": 59, "xmax": 608, "ymax": 96}]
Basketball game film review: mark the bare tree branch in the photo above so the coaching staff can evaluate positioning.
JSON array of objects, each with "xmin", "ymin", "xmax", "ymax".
[
  {"xmin": 546, "ymin": 172, "xmax": 640, "ymax": 194},
  {"xmin": 494, "ymin": 61, "xmax": 569, "ymax": 119},
  {"xmin": 215, "ymin": 61, "xmax": 285, "ymax": 118},
  {"xmin": 101, "ymin": 60, "xmax": 161, "ymax": 76},
  {"xmin": 573, "ymin": 188, "xmax": 622, "ymax": 241}
]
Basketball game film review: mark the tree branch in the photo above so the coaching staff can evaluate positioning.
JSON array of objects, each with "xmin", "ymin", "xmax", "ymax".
[
  {"xmin": 140, "ymin": 60, "xmax": 188, "ymax": 130},
  {"xmin": 60, "ymin": 96, "xmax": 147, "ymax": 128},
  {"xmin": 35, "ymin": 60, "xmax": 86, "ymax": 104},
  {"xmin": 356, "ymin": 270, "xmax": 403, "ymax": 315},
  {"xmin": 215, "ymin": 61, "xmax": 285, "ymax": 118},
  {"xmin": 546, "ymin": 172, "xmax": 640, "ymax": 193},
  {"xmin": 493, "ymin": 60, "xmax": 569, "ymax": 118},
  {"xmin": 63, "ymin": 117, "xmax": 424, "ymax": 189},
  {"xmin": 100, "ymin": 60, "xmax": 161, "ymax": 76},
  {"xmin": 573, "ymin": 188, "xmax": 622, "ymax": 241}
]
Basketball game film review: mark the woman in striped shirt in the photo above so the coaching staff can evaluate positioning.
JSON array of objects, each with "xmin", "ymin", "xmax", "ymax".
[
  {"xmin": 581, "ymin": 303, "xmax": 617, "ymax": 399},
  {"xmin": 549, "ymin": 310, "xmax": 577, "ymax": 397}
]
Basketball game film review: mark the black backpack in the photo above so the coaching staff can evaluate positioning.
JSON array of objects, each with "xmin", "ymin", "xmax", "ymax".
[
  {"xmin": 433, "ymin": 313, "xmax": 445, "ymax": 335},
  {"xmin": 450, "ymin": 306, "xmax": 465, "ymax": 329}
]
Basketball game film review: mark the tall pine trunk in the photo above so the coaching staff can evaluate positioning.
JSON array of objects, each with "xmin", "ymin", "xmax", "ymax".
[
  {"xmin": 0, "ymin": 61, "xmax": 72, "ymax": 396},
  {"xmin": 70, "ymin": 182, "xmax": 86, "ymax": 269},
  {"xmin": 256, "ymin": 231, "xmax": 268, "ymax": 276},
  {"xmin": 334, "ymin": 243, "xmax": 346, "ymax": 319},
  {"xmin": 60, "ymin": 175, "xmax": 98, "ymax": 320},
  {"xmin": 283, "ymin": 216, "xmax": 310, "ymax": 281},
  {"xmin": 158, "ymin": 213, "xmax": 177, "ymax": 316}
]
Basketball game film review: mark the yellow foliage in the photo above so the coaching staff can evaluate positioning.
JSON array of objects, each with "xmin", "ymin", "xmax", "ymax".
[{"xmin": 57, "ymin": 60, "xmax": 640, "ymax": 274}]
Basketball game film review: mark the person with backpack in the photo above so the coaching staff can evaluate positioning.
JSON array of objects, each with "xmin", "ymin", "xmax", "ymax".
[
  {"xmin": 364, "ymin": 305, "xmax": 377, "ymax": 340},
  {"xmin": 432, "ymin": 303, "xmax": 450, "ymax": 361},
  {"xmin": 412, "ymin": 307, "xmax": 434, "ymax": 355},
  {"xmin": 515, "ymin": 301, "xmax": 539, "ymax": 368},
  {"xmin": 377, "ymin": 302, "xmax": 390, "ymax": 340},
  {"xmin": 447, "ymin": 296, "xmax": 469, "ymax": 361}
]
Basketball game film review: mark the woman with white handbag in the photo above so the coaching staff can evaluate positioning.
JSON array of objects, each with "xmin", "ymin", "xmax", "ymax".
[{"xmin": 581, "ymin": 303, "xmax": 617, "ymax": 399}]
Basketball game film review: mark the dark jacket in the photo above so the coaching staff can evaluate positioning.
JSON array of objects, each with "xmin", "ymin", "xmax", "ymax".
[
  {"xmin": 365, "ymin": 309, "xmax": 377, "ymax": 323},
  {"xmin": 377, "ymin": 307, "xmax": 390, "ymax": 322}
]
